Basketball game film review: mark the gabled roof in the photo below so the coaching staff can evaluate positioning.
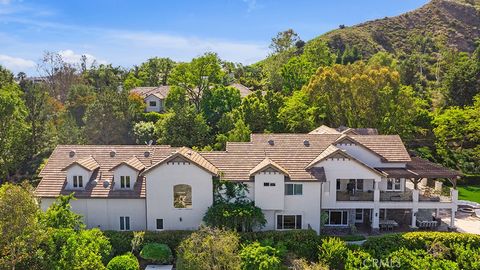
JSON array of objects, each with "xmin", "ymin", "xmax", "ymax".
[
  {"xmin": 143, "ymin": 147, "xmax": 219, "ymax": 175},
  {"xmin": 131, "ymin": 86, "xmax": 170, "ymax": 99},
  {"xmin": 249, "ymin": 158, "xmax": 289, "ymax": 176},
  {"xmin": 229, "ymin": 83, "xmax": 252, "ymax": 98},
  {"xmin": 336, "ymin": 126, "xmax": 379, "ymax": 135},
  {"xmin": 305, "ymin": 145, "xmax": 386, "ymax": 177},
  {"xmin": 334, "ymin": 134, "xmax": 389, "ymax": 162},
  {"xmin": 62, "ymin": 156, "xmax": 100, "ymax": 172},
  {"xmin": 109, "ymin": 156, "xmax": 146, "ymax": 172},
  {"xmin": 309, "ymin": 125, "xmax": 341, "ymax": 134},
  {"xmin": 351, "ymin": 135, "xmax": 411, "ymax": 162}
]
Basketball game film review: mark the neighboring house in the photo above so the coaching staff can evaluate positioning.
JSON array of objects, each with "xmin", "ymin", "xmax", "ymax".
[
  {"xmin": 130, "ymin": 83, "xmax": 252, "ymax": 113},
  {"xmin": 36, "ymin": 126, "xmax": 461, "ymax": 233}
]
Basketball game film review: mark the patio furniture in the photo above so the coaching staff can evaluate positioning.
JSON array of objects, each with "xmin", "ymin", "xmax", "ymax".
[
  {"xmin": 379, "ymin": 220, "xmax": 398, "ymax": 231},
  {"xmin": 416, "ymin": 219, "xmax": 438, "ymax": 229}
]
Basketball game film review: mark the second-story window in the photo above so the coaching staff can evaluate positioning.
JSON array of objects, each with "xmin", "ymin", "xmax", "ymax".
[
  {"xmin": 387, "ymin": 178, "xmax": 401, "ymax": 191},
  {"xmin": 263, "ymin": 182, "xmax": 276, "ymax": 187},
  {"xmin": 174, "ymin": 184, "xmax": 192, "ymax": 208},
  {"xmin": 285, "ymin": 183, "xmax": 303, "ymax": 195},
  {"xmin": 120, "ymin": 176, "xmax": 131, "ymax": 189},
  {"xmin": 73, "ymin": 175, "xmax": 83, "ymax": 188},
  {"xmin": 149, "ymin": 101, "xmax": 157, "ymax": 107}
]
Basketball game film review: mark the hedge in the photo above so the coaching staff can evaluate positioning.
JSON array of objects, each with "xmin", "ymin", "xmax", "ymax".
[{"xmin": 363, "ymin": 232, "xmax": 480, "ymax": 259}]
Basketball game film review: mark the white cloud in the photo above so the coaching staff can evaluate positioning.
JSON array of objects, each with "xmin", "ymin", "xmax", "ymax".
[
  {"xmin": 0, "ymin": 54, "xmax": 35, "ymax": 71},
  {"xmin": 58, "ymin": 49, "xmax": 107, "ymax": 66},
  {"xmin": 110, "ymin": 31, "xmax": 268, "ymax": 64},
  {"xmin": 0, "ymin": 0, "xmax": 11, "ymax": 5},
  {"xmin": 242, "ymin": 0, "xmax": 257, "ymax": 12}
]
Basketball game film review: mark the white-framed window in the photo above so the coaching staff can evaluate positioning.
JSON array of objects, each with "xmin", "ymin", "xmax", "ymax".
[
  {"xmin": 356, "ymin": 179, "xmax": 364, "ymax": 191},
  {"xmin": 355, "ymin": 209, "xmax": 364, "ymax": 222},
  {"xmin": 149, "ymin": 101, "xmax": 157, "ymax": 107},
  {"xmin": 120, "ymin": 176, "xmax": 131, "ymax": 189},
  {"xmin": 73, "ymin": 175, "xmax": 83, "ymax": 188},
  {"xmin": 156, "ymin": 219, "xmax": 164, "ymax": 230},
  {"xmin": 325, "ymin": 210, "xmax": 349, "ymax": 226},
  {"xmin": 173, "ymin": 184, "xmax": 192, "ymax": 209},
  {"xmin": 120, "ymin": 216, "xmax": 130, "ymax": 231},
  {"xmin": 387, "ymin": 178, "xmax": 401, "ymax": 191},
  {"xmin": 285, "ymin": 184, "xmax": 303, "ymax": 195},
  {"xmin": 276, "ymin": 215, "xmax": 302, "ymax": 230},
  {"xmin": 263, "ymin": 182, "xmax": 276, "ymax": 187}
]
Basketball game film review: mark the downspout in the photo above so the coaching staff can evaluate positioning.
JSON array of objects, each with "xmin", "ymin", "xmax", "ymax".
[{"xmin": 319, "ymin": 181, "xmax": 323, "ymax": 234}]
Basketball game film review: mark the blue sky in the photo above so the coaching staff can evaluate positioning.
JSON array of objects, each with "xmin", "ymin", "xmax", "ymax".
[{"xmin": 0, "ymin": 0, "xmax": 429, "ymax": 75}]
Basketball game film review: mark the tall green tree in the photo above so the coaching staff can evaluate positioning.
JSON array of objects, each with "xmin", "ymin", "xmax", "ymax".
[
  {"xmin": 138, "ymin": 57, "xmax": 175, "ymax": 86},
  {"xmin": 66, "ymin": 84, "xmax": 96, "ymax": 126},
  {"xmin": 168, "ymin": 52, "xmax": 224, "ymax": 111},
  {"xmin": 0, "ymin": 67, "xmax": 30, "ymax": 181},
  {"xmin": 41, "ymin": 194, "xmax": 84, "ymax": 230},
  {"xmin": 278, "ymin": 90, "xmax": 322, "ymax": 133},
  {"xmin": 201, "ymin": 85, "xmax": 242, "ymax": 133},
  {"xmin": 156, "ymin": 105, "xmax": 210, "ymax": 147},
  {"xmin": 0, "ymin": 183, "xmax": 43, "ymax": 270}
]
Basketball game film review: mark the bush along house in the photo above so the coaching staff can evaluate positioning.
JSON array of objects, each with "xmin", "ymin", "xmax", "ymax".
[{"xmin": 35, "ymin": 125, "xmax": 461, "ymax": 234}]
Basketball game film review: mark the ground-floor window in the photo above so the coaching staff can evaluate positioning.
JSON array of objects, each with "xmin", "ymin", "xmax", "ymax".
[
  {"xmin": 156, "ymin": 219, "xmax": 164, "ymax": 230},
  {"xmin": 355, "ymin": 209, "xmax": 364, "ymax": 222},
  {"xmin": 325, "ymin": 210, "xmax": 349, "ymax": 226},
  {"xmin": 120, "ymin": 216, "xmax": 130, "ymax": 231},
  {"xmin": 276, "ymin": 215, "xmax": 302, "ymax": 230}
]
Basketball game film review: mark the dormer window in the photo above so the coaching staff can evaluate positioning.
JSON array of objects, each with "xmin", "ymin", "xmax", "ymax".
[
  {"xmin": 120, "ymin": 176, "xmax": 131, "ymax": 189},
  {"xmin": 149, "ymin": 101, "xmax": 157, "ymax": 107},
  {"xmin": 73, "ymin": 175, "xmax": 83, "ymax": 188}
]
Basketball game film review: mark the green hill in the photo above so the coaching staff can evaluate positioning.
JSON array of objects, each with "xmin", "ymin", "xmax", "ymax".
[{"xmin": 317, "ymin": 0, "xmax": 480, "ymax": 57}]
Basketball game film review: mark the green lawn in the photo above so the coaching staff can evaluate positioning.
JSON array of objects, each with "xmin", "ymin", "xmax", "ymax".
[{"xmin": 458, "ymin": 185, "xmax": 480, "ymax": 203}]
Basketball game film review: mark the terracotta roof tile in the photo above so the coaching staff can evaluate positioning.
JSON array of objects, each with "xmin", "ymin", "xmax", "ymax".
[
  {"xmin": 62, "ymin": 156, "xmax": 100, "ymax": 171},
  {"xmin": 110, "ymin": 156, "xmax": 146, "ymax": 172},
  {"xmin": 249, "ymin": 158, "xmax": 289, "ymax": 176}
]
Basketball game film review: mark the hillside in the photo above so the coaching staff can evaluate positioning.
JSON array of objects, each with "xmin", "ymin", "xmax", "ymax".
[{"xmin": 316, "ymin": 0, "xmax": 480, "ymax": 57}]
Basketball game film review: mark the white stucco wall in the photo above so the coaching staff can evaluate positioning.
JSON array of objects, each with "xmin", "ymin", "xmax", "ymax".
[
  {"xmin": 112, "ymin": 165, "xmax": 138, "ymax": 190},
  {"xmin": 144, "ymin": 95, "xmax": 163, "ymax": 112},
  {"xmin": 65, "ymin": 164, "xmax": 92, "ymax": 190},
  {"xmin": 144, "ymin": 162, "xmax": 213, "ymax": 230},
  {"xmin": 335, "ymin": 143, "xmax": 405, "ymax": 168},
  {"xmin": 315, "ymin": 158, "xmax": 382, "ymax": 208},
  {"xmin": 254, "ymin": 172, "xmax": 285, "ymax": 210},
  {"xmin": 39, "ymin": 197, "xmax": 146, "ymax": 230}
]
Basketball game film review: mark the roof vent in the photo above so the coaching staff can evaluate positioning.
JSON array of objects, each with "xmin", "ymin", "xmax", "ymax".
[
  {"xmin": 69, "ymin": 150, "xmax": 76, "ymax": 158},
  {"xmin": 109, "ymin": 150, "xmax": 116, "ymax": 157},
  {"xmin": 144, "ymin": 151, "xmax": 150, "ymax": 158},
  {"xmin": 268, "ymin": 139, "xmax": 274, "ymax": 146},
  {"xmin": 303, "ymin": 140, "xmax": 310, "ymax": 147}
]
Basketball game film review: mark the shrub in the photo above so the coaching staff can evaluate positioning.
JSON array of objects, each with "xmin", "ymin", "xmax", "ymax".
[
  {"xmin": 176, "ymin": 226, "xmax": 241, "ymax": 270},
  {"xmin": 239, "ymin": 242, "xmax": 283, "ymax": 270},
  {"xmin": 131, "ymin": 231, "xmax": 144, "ymax": 254},
  {"xmin": 203, "ymin": 201, "xmax": 266, "ymax": 231},
  {"xmin": 451, "ymin": 243, "xmax": 480, "ymax": 269},
  {"xmin": 345, "ymin": 250, "xmax": 378, "ymax": 270},
  {"xmin": 143, "ymin": 230, "xmax": 193, "ymax": 254},
  {"xmin": 291, "ymin": 259, "xmax": 329, "ymax": 270},
  {"xmin": 386, "ymin": 248, "xmax": 458, "ymax": 270},
  {"xmin": 240, "ymin": 229, "xmax": 320, "ymax": 260},
  {"xmin": 338, "ymin": 234, "xmax": 366, "ymax": 242},
  {"xmin": 318, "ymin": 237, "xmax": 348, "ymax": 269},
  {"xmin": 362, "ymin": 233, "xmax": 406, "ymax": 258},
  {"xmin": 143, "ymin": 111, "xmax": 163, "ymax": 123},
  {"xmin": 106, "ymin": 253, "xmax": 139, "ymax": 270},
  {"xmin": 103, "ymin": 231, "xmax": 134, "ymax": 257},
  {"xmin": 140, "ymin": 243, "xmax": 173, "ymax": 264}
]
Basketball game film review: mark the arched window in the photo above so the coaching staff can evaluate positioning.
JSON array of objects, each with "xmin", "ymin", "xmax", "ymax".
[{"xmin": 173, "ymin": 184, "xmax": 192, "ymax": 208}]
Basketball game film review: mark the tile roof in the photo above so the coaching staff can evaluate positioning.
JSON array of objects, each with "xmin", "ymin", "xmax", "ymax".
[
  {"xmin": 143, "ymin": 147, "xmax": 219, "ymax": 175},
  {"xmin": 406, "ymin": 157, "xmax": 462, "ymax": 178},
  {"xmin": 351, "ymin": 135, "xmax": 411, "ymax": 162},
  {"xmin": 110, "ymin": 156, "xmax": 146, "ymax": 172},
  {"xmin": 336, "ymin": 126, "xmax": 379, "ymax": 135},
  {"xmin": 62, "ymin": 156, "xmax": 100, "ymax": 171},
  {"xmin": 130, "ymin": 86, "xmax": 171, "ymax": 99},
  {"xmin": 37, "ymin": 145, "xmax": 179, "ymax": 198},
  {"xmin": 228, "ymin": 83, "xmax": 252, "ymax": 98},
  {"xmin": 309, "ymin": 125, "xmax": 341, "ymax": 134},
  {"xmin": 249, "ymin": 158, "xmax": 290, "ymax": 176}
]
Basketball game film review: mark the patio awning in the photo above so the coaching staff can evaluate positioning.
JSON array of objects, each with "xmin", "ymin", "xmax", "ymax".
[
  {"xmin": 375, "ymin": 167, "xmax": 418, "ymax": 178},
  {"xmin": 406, "ymin": 157, "xmax": 462, "ymax": 179}
]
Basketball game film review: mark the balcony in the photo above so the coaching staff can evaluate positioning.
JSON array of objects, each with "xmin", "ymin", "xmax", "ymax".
[{"xmin": 336, "ymin": 190, "xmax": 374, "ymax": 201}]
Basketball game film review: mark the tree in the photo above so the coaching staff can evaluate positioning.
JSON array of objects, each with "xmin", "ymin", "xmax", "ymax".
[
  {"xmin": 0, "ymin": 69, "xmax": 30, "ymax": 181},
  {"xmin": 83, "ymin": 90, "xmax": 130, "ymax": 144},
  {"xmin": 133, "ymin": 121, "xmax": 157, "ymax": 145},
  {"xmin": 38, "ymin": 51, "xmax": 80, "ymax": 103},
  {"xmin": 66, "ymin": 84, "xmax": 96, "ymax": 126},
  {"xmin": 0, "ymin": 183, "xmax": 43, "ymax": 270},
  {"xmin": 138, "ymin": 57, "xmax": 175, "ymax": 86},
  {"xmin": 21, "ymin": 81, "xmax": 55, "ymax": 158},
  {"xmin": 280, "ymin": 56, "xmax": 315, "ymax": 95},
  {"xmin": 56, "ymin": 112, "xmax": 85, "ymax": 145},
  {"xmin": 41, "ymin": 193, "xmax": 84, "ymax": 230},
  {"xmin": 176, "ymin": 226, "xmax": 241, "ymax": 270},
  {"xmin": 168, "ymin": 53, "xmax": 224, "ymax": 111},
  {"xmin": 84, "ymin": 64, "xmax": 126, "ymax": 91},
  {"xmin": 201, "ymin": 85, "xmax": 242, "ymax": 133},
  {"xmin": 278, "ymin": 90, "xmax": 322, "ymax": 132},
  {"xmin": 270, "ymin": 29, "xmax": 300, "ymax": 54},
  {"xmin": 303, "ymin": 39, "xmax": 336, "ymax": 68},
  {"xmin": 156, "ymin": 105, "xmax": 210, "ymax": 147}
]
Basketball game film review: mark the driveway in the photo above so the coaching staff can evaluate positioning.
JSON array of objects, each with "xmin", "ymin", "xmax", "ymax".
[{"xmin": 441, "ymin": 211, "xmax": 480, "ymax": 235}]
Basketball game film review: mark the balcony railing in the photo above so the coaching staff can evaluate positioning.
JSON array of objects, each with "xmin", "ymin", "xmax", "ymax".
[{"xmin": 336, "ymin": 190, "xmax": 374, "ymax": 201}]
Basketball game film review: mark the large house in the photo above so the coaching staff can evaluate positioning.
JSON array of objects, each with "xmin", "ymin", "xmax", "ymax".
[
  {"xmin": 130, "ymin": 83, "xmax": 252, "ymax": 113},
  {"xmin": 36, "ymin": 126, "xmax": 461, "ymax": 233}
]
